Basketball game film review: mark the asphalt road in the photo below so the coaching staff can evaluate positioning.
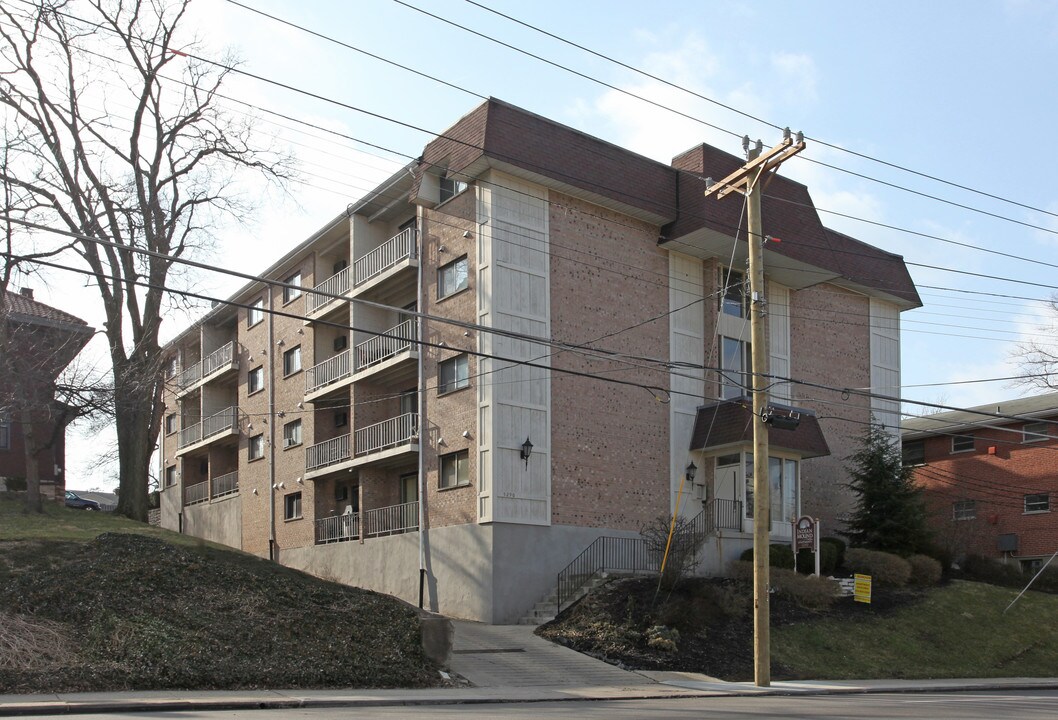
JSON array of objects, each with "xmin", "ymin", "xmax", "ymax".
[{"xmin": 21, "ymin": 690, "xmax": 1058, "ymax": 719}]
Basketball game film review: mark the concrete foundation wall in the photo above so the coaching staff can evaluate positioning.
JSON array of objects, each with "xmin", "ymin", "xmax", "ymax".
[{"xmin": 182, "ymin": 495, "xmax": 242, "ymax": 548}]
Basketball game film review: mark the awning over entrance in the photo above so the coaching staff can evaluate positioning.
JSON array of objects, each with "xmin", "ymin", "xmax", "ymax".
[{"xmin": 689, "ymin": 398, "xmax": 830, "ymax": 459}]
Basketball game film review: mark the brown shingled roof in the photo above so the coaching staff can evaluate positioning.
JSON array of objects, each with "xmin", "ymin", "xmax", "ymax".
[
  {"xmin": 690, "ymin": 398, "xmax": 831, "ymax": 459},
  {"xmin": 4, "ymin": 289, "xmax": 90, "ymax": 330}
]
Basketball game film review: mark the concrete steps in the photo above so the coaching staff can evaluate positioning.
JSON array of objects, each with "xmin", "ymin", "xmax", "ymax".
[{"xmin": 516, "ymin": 573, "xmax": 614, "ymax": 626}]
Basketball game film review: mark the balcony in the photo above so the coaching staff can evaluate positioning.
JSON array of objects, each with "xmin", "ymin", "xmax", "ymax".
[
  {"xmin": 185, "ymin": 480, "xmax": 209, "ymax": 506},
  {"xmin": 314, "ymin": 501, "xmax": 418, "ymax": 545},
  {"xmin": 175, "ymin": 406, "xmax": 239, "ymax": 456},
  {"xmin": 212, "ymin": 470, "xmax": 239, "ymax": 499},
  {"xmin": 351, "ymin": 228, "xmax": 417, "ymax": 300},
  {"xmin": 355, "ymin": 319, "xmax": 417, "ymax": 375},
  {"xmin": 304, "ymin": 412, "xmax": 418, "ymax": 479},
  {"xmin": 304, "ymin": 320, "xmax": 417, "ymax": 403},
  {"xmin": 307, "ymin": 265, "xmax": 350, "ymax": 316},
  {"xmin": 304, "ymin": 350, "xmax": 352, "ymax": 399},
  {"xmin": 175, "ymin": 342, "xmax": 238, "ymax": 397}
]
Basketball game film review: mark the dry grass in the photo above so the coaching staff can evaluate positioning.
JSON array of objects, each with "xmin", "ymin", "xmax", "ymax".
[{"xmin": 0, "ymin": 612, "xmax": 76, "ymax": 671}]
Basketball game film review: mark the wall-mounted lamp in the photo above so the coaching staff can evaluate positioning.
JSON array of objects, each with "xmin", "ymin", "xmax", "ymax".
[
  {"xmin": 296, "ymin": 477, "xmax": 303, "ymax": 484},
  {"xmin": 438, "ymin": 244, "xmax": 447, "ymax": 253},
  {"xmin": 278, "ymin": 482, "xmax": 285, "ymax": 489},
  {"xmin": 438, "ymin": 436, "xmax": 446, "ymax": 447},
  {"xmin": 252, "ymin": 488, "xmax": 259, "ymax": 495},
  {"xmin": 462, "ymin": 230, "xmax": 472, "ymax": 238},
  {"xmin": 271, "ymin": 484, "xmax": 279, "ymax": 490},
  {"xmin": 685, "ymin": 461, "xmax": 697, "ymax": 484},
  {"xmin": 462, "ymin": 430, "xmax": 471, "ymax": 439},
  {"xmin": 296, "ymin": 401, "xmax": 303, "ymax": 409},
  {"xmin": 520, "ymin": 436, "xmax": 533, "ymax": 470}
]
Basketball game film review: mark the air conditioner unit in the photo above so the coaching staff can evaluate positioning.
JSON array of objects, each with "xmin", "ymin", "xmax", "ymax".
[
  {"xmin": 335, "ymin": 412, "xmax": 348, "ymax": 428},
  {"xmin": 333, "ymin": 335, "xmax": 348, "ymax": 351}
]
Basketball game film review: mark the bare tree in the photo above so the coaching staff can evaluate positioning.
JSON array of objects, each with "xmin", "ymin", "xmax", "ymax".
[
  {"xmin": 1012, "ymin": 293, "xmax": 1058, "ymax": 391},
  {"xmin": 0, "ymin": 0, "xmax": 292, "ymax": 520}
]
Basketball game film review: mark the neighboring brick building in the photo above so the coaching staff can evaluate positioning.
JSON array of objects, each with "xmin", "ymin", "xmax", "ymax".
[
  {"xmin": 158, "ymin": 98, "xmax": 920, "ymax": 622},
  {"xmin": 903, "ymin": 394, "xmax": 1058, "ymax": 572},
  {"xmin": 0, "ymin": 288, "xmax": 92, "ymax": 499}
]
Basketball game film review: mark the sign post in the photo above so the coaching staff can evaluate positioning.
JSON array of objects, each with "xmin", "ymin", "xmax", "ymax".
[{"xmin": 792, "ymin": 515, "xmax": 820, "ymax": 576}]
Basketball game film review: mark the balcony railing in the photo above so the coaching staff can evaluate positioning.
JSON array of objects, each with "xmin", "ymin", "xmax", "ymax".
[
  {"xmin": 308, "ymin": 265, "xmax": 350, "ymax": 313},
  {"xmin": 176, "ymin": 341, "xmax": 236, "ymax": 390},
  {"xmin": 177, "ymin": 406, "xmax": 238, "ymax": 449},
  {"xmin": 354, "ymin": 227, "xmax": 416, "ymax": 287},
  {"xmin": 185, "ymin": 480, "xmax": 209, "ymax": 506},
  {"xmin": 305, "ymin": 350, "xmax": 351, "ymax": 395},
  {"xmin": 355, "ymin": 413, "xmax": 418, "ymax": 456},
  {"xmin": 315, "ymin": 512, "xmax": 360, "ymax": 544},
  {"xmin": 212, "ymin": 471, "xmax": 238, "ymax": 499},
  {"xmin": 364, "ymin": 500, "xmax": 419, "ymax": 537},
  {"xmin": 355, "ymin": 319, "xmax": 417, "ymax": 372},
  {"xmin": 306, "ymin": 433, "xmax": 352, "ymax": 472}
]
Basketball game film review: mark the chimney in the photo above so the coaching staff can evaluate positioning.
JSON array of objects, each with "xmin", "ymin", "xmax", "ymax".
[{"xmin": 19, "ymin": 288, "xmax": 33, "ymax": 300}]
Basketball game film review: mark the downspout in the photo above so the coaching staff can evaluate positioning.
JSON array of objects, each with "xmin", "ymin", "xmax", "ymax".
[
  {"xmin": 267, "ymin": 287, "xmax": 277, "ymax": 561},
  {"xmin": 416, "ymin": 205, "xmax": 427, "ymax": 609}
]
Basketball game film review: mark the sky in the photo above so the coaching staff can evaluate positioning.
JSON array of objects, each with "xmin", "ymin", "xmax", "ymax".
[{"xmin": 17, "ymin": 0, "xmax": 1058, "ymax": 489}]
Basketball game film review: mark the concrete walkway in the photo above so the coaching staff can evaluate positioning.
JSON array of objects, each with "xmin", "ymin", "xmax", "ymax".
[{"xmin": 1, "ymin": 619, "xmax": 1057, "ymax": 716}]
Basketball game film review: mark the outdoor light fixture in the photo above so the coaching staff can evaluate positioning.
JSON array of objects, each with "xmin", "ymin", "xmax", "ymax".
[
  {"xmin": 462, "ymin": 230, "xmax": 472, "ymax": 238},
  {"xmin": 685, "ymin": 461, "xmax": 697, "ymax": 484},
  {"xmin": 520, "ymin": 436, "xmax": 533, "ymax": 470},
  {"xmin": 761, "ymin": 407, "xmax": 801, "ymax": 431}
]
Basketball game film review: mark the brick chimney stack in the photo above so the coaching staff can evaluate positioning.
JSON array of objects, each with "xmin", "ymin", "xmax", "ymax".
[{"xmin": 19, "ymin": 287, "xmax": 33, "ymax": 299}]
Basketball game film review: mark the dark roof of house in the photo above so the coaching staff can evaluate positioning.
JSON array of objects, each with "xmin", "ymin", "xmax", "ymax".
[
  {"xmin": 4, "ymin": 290, "xmax": 91, "ymax": 332},
  {"xmin": 902, "ymin": 392, "xmax": 1058, "ymax": 438},
  {"xmin": 689, "ymin": 398, "xmax": 831, "ymax": 459}
]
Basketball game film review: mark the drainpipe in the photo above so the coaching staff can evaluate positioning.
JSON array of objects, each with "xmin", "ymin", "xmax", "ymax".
[
  {"xmin": 267, "ymin": 287, "xmax": 277, "ymax": 561},
  {"xmin": 416, "ymin": 207, "xmax": 427, "ymax": 609}
]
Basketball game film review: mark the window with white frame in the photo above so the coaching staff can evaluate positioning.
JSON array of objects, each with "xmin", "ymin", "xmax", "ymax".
[
  {"xmin": 1024, "ymin": 493, "xmax": 1049, "ymax": 513},
  {"xmin": 768, "ymin": 457, "xmax": 798, "ymax": 524},
  {"xmin": 720, "ymin": 337, "xmax": 751, "ymax": 400},
  {"xmin": 165, "ymin": 465, "xmax": 176, "ymax": 487},
  {"xmin": 951, "ymin": 434, "xmax": 974, "ymax": 453},
  {"xmin": 438, "ymin": 354, "xmax": 469, "ymax": 394},
  {"xmin": 284, "ymin": 491, "xmax": 302, "ymax": 520},
  {"xmin": 438, "ymin": 256, "xmax": 468, "ymax": 298},
  {"xmin": 165, "ymin": 413, "xmax": 177, "ymax": 435},
  {"xmin": 283, "ymin": 419, "xmax": 302, "ymax": 448},
  {"xmin": 1023, "ymin": 422, "xmax": 1052, "ymax": 443},
  {"xmin": 439, "ymin": 176, "xmax": 467, "ymax": 203},
  {"xmin": 282, "ymin": 345, "xmax": 301, "ymax": 376},
  {"xmin": 247, "ymin": 366, "xmax": 264, "ymax": 394},
  {"xmin": 248, "ymin": 434, "xmax": 264, "ymax": 461},
  {"xmin": 720, "ymin": 268, "xmax": 746, "ymax": 318},
  {"xmin": 164, "ymin": 355, "xmax": 178, "ymax": 379},
  {"xmin": 282, "ymin": 271, "xmax": 302, "ymax": 303},
  {"xmin": 440, "ymin": 450, "xmax": 469, "ymax": 489},
  {"xmin": 952, "ymin": 499, "xmax": 976, "ymax": 521},
  {"xmin": 248, "ymin": 298, "xmax": 264, "ymax": 327}
]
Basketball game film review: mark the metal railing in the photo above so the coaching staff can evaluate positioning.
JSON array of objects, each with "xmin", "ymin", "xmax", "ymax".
[
  {"xmin": 355, "ymin": 413, "xmax": 417, "ymax": 456},
  {"xmin": 364, "ymin": 500, "xmax": 419, "ymax": 537},
  {"xmin": 353, "ymin": 227, "xmax": 416, "ymax": 287},
  {"xmin": 212, "ymin": 471, "xmax": 238, "ymax": 499},
  {"xmin": 355, "ymin": 319, "xmax": 417, "ymax": 372},
  {"xmin": 306, "ymin": 433, "xmax": 352, "ymax": 472},
  {"xmin": 315, "ymin": 512, "xmax": 360, "ymax": 544},
  {"xmin": 711, "ymin": 498, "xmax": 743, "ymax": 531},
  {"xmin": 556, "ymin": 536, "xmax": 657, "ymax": 613},
  {"xmin": 308, "ymin": 265, "xmax": 350, "ymax": 313},
  {"xmin": 176, "ymin": 341, "xmax": 236, "ymax": 390},
  {"xmin": 177, "ymin": 406, "xmax": 238, "ymax": 449},
  {"xmin": 305, "ymin": 350, "xmax": 351, "ymax": 394},
  {"xmin": 185, "ymin": 480, "xmax": 209, "ymax": 505}
]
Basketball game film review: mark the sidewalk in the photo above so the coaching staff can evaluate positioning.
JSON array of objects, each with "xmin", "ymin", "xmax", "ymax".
[{"xmin": 2, "ymin": 620, "xmax": 1057, "ymax": 716}]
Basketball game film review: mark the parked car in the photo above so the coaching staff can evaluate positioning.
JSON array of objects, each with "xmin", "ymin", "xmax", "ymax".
[{"xmin": 65, "ymin": 490, "xmax": 100, "ymax": 511}]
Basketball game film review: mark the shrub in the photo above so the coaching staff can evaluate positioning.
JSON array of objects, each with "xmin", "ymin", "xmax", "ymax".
[
  {"xmin": 769, "ymin": 567, "xmax": 840, "ymax": 610},
  {"xmin": 796, "ymin": 543, "xmax": 838, "ymax": 575},
  {"xmin": 961, "ymin": 555, "xmax": 1024, "ymax": 587},
  {"xmin": 641, "ymin": 515, "xmax": 699, "ymax": 589},
  {"xmin": 1032, "ymin": 566, "xmax": 1058, "ymax": 594},
  {"xmin": 821, "ymin": 537, "xmax": 846, "ymax": 570},
  {"xmin": 907, "ymin": 554, "xmax": 942, "ymax": 586},
  {"xmin": 844, "ymin": 548, "xmax": 911, "ymax": 587},
  {"xmin": 739, "ymin": 544, "xmax": 795, "ymax": 570},
  {"xmin": 645, "ymin": 624, "xmax": 679, "ymax": 652}
]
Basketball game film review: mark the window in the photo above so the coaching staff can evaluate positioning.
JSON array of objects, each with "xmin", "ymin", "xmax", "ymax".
[
  {"xmin": 0, "ymin": 412, "xmax": 10, "ymax": 450},
  {"xmin": 283, "ymin": 271, "xmax": 302, "ymax": 303},
  {"xmin": 284, "ymin": 491, "xmax": 302, "ymax": 520},
  {"xmin": 165, "ymin": 465, "xmax": 176, "ymax": 487},
  {"xmin": 164, "ymin": 356, "xmax": 178, "ymax": 379},
  {"xmin": 768, "ymin": 457, "xmax": 798, "ymax": 524},
  {"xmin": 283, "ymin": 419, "xmax": 302, "ymax": 448},
  {"xmin": 248, "ymin": 298, "xmax": 264, "ymax": 327},
  {"xmin": 439, "ymin": 354, "xmax": 469, "ymax": 394},
  {"xmin": 165, "ymin": 413, "xmax": 177, "ymax": 435},
  {"xmin": 1023, "ymin": 422, "xmax": 1052, "ymax": 443},
  {"xmin": 1024, "ymin": 493, "xmax": 1049, "ymax": 513},
  {"xmin": 720, "ymin": 269, "xmax": 746, "ymax": 318},
  {"xmin": 248, "ymin": 434, "xmax": 264, "ymax": 461},
  {"xmin": 400, "ymin": 388, "xmax": 418, "ymax": 416},
  {"xmin": 439, "ymin": 176, "xmax": 467, "ymax": 203},
  {"xmin": 334, "ymin": 411, "xmax": 348, "ymax": 428},
  {"xmin": 440, "ymin": 450, "xmax": 469, "ymax": 489},
  {"xmin": 438, "ymin": 256, "xmax": 468, "ymax": 298},
  {"xmin": 951, "ymin": 434, "xmax": 974, "ymax": 453},
  {"xmin": 283, "ymin": 345, "xmax": 302, "ymax": 376},
  {"xmin": 248, "ymin": 366, "xmax": 264, "ymax": 394},
  {"xmin": 902, "ymin": 440, "xmax": 925, "ymax": 466},
  {"xmin": 953, "ymin": 499, "xmax": 976, "ymax": 521},
  {"xmin": 719, "ymin": 337, "xmax": 750, "ymax": 400}
]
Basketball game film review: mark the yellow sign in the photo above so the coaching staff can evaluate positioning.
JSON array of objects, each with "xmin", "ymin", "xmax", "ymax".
[{"xmin": 854, "ymin": 573, "xmax": 872, "ymax": 604}]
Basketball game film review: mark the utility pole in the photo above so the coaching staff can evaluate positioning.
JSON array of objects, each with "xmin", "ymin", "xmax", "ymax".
[{"xmin": 705, "ymin": 130, "xmax": 805, "ymax": 687}]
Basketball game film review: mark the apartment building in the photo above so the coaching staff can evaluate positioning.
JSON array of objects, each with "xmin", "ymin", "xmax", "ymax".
[
  {"xmin": 158, "ymin": 98, "xmax": 920, "ymax": 623},
  {"xmin": 903, "ymin": 394, "xmax": 1058, "ymax": 572}
]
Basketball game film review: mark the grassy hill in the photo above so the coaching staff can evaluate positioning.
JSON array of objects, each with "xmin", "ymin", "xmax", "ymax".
[
  {"xmin": 0, "ymin": 496, "xmax": 440, "ymax": 693},
  {"xmin": 539, "ymin": 574, "xmax": 1058, "ymax": 681}
]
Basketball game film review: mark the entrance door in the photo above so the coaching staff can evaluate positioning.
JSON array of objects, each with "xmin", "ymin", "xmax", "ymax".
[
  {"xmin": 714, "ymin": 464, "xmax": 741, "ymax": 531},
  {"xmin": 400, "ymin": 472, "xmax": 418, "ymax": 504}
]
